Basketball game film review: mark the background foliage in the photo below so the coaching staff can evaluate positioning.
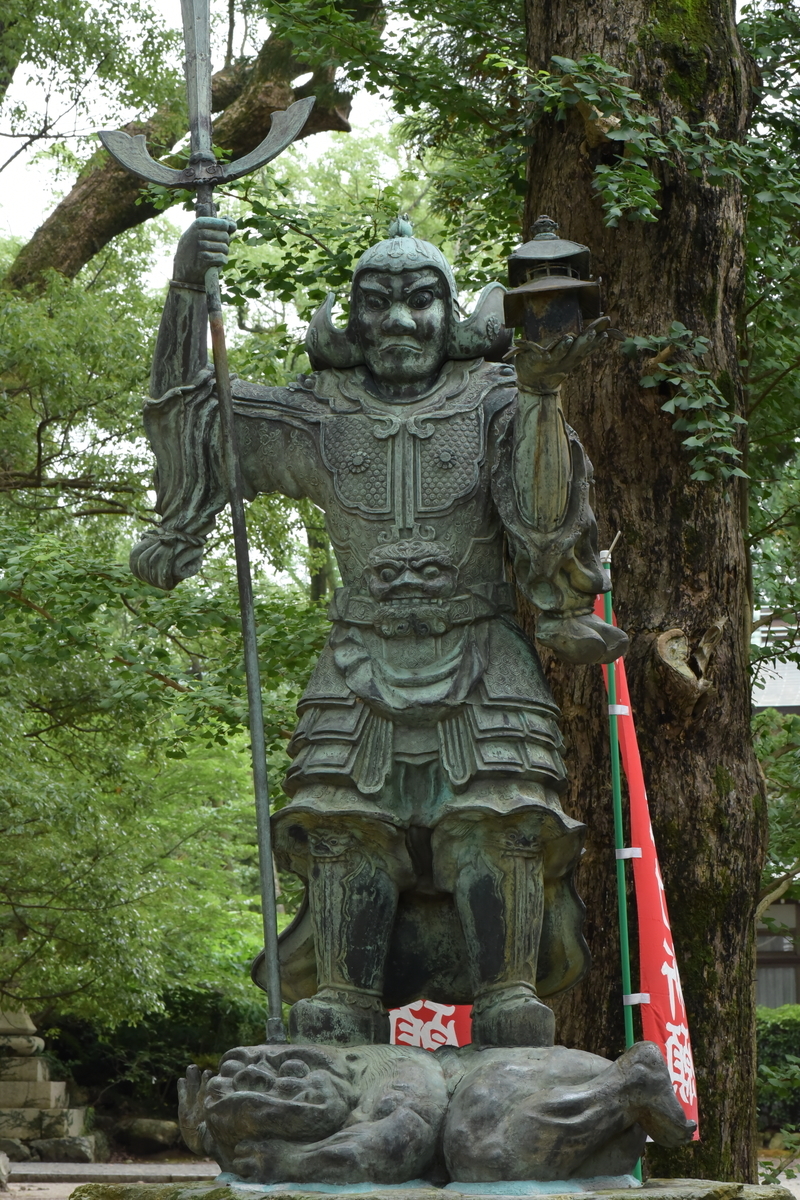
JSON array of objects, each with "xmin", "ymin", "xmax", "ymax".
[
  {"xmin": 42, "ymin": 987, "xmax": 267, "ymax": 1116},
  {"xmin": 756, "ymin": 1006, "xmax": 800, "ymax": 1182}
]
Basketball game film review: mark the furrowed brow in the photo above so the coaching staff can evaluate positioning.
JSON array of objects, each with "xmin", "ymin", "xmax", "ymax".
[
  {"xmin": 358, "ymin": 280, "xmax": 392, "ymax": 295},
  {"xmin": 402, "ymin": 274, "xmax": 440, "ymax": 294}
]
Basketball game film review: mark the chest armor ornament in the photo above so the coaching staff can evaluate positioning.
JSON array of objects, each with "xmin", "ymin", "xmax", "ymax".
[{"xmin": 319, "ymin": 403, "xmax": 486, "ymax": 528}]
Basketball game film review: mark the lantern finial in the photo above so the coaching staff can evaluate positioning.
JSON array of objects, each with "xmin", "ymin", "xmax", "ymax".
[
  {"xmin": 531, "ymin": 215, "xmax": 559, "ymax": 240},
  {"xmin": 388, "ymin": 214, "xmax": 414, "ymax": 238}
]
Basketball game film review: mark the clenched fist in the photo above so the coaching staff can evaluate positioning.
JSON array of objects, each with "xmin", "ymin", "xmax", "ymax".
[{"xmin": 173, "ymin": 216, "xmax": 237, "ymax": 286}]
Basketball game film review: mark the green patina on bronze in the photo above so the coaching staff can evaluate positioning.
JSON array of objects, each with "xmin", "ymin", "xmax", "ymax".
[
  {"xmin": 136, "ymin": 216, "xmax": 625, "ymax": 1047},
  {"xmin": 127, "ymin": 214, "xmax": 703, "ymax": 1183}
]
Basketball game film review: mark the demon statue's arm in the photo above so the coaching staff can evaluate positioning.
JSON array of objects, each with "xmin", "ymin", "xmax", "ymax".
[{"xmin": 493, "ymin": 322, "xmax": 628, "ymax": 665}]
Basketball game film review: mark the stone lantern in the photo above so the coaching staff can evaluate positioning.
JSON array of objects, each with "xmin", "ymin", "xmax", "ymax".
[
  {"xmin": 0, "ymin": 1008, "xmax": 89, "ymax": 1159},
  {"xmin": 504, "ymin": 215, "xmax": 601, "ymax": 345}
]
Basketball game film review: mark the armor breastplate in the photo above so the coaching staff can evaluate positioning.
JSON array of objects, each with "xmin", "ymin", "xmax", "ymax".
[
  {"xmin": 320, "ymin": 414, "xmax": 393, "ymax": 516},
  {"xmin": 319, "ymin": 397, "xmax": 485, "ymax": 527}
]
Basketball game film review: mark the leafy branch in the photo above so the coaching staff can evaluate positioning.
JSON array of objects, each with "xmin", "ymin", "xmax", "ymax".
[
  {"xmin": 759, "ymin": 1055, "xmax": 800, "ymax": 1183},
  {"xmin": 474, "ymin": 51, "xmax": 800, "ymax": 231},
  {"xmin": 621, "ymin": 322, "xmax": 747, "ymax": 481}
]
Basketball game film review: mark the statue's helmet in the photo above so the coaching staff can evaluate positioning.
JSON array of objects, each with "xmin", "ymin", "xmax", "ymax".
[{"xmin": 305, "ymin": 216, "xmax": 511, "ymax": 371}]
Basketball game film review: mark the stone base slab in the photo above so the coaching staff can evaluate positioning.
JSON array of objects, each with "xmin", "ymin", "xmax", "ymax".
[
  {"xmin": 0, "ymin": 1081, "xmax": 68, "ymax": 1106},
  {"xmin": 51, "ymin": 1179, "xmax": 796, "ymax": 1200},
  {"xmin": 0, "ymin": 1057, "xmax": 50, "ymax": 1082},
  {"xmin": 43, "ymin": 1107, "xmax": 86, "ymax": 1138},
  {"xmin": 0, "ymin": 1105, "xmax": 85, "ymax": 1139}
]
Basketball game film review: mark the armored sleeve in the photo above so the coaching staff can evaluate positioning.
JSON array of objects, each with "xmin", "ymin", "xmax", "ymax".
[
  {"xmin": 129, "ymin": 369, "xmax": 318, "ymax": 591},
  {"xmin": 490, "ymin": 387, "xmax": 628, "ymax": 665}
]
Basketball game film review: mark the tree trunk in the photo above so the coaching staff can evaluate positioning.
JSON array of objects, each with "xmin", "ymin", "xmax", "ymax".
[{"xmin": 521, "ymin": 0, "xmax": 766, "ymax": 1182}]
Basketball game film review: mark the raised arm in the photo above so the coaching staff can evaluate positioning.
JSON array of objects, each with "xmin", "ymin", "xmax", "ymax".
[
  {"xmin": 133, "ymin": 217, "xmax": 320, "ymax": 592},
  {"xmin": 493, "ymin": 321, "xmax": 628, "ymax": 665},
  {"xmin": 150, "ymin": 217, "xmax": 235, "ymax": 398},
  {"xmin": 508, "ymin": 321, "xmax": 609, "ymax": 532}
]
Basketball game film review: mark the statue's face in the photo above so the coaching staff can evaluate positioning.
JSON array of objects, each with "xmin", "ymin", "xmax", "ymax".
[{"xmin": 353, "ymin": 267, "xmax": 449, "ymax": 393}]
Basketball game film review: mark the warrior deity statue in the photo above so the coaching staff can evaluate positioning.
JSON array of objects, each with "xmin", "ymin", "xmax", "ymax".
[{"xmin": 132, "ymin": 215, "xmax": 628, "ymax": 1051}]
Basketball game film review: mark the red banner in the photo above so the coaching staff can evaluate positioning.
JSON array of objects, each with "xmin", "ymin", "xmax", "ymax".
[{"xmin": 595, "ymin": 597, "xmax": 699, "ymax": 1135}]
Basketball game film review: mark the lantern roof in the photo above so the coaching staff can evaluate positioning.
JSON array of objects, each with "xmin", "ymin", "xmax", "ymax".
[{"xmin": 508, "ymin": 215, "xmax": 592, "ymax": 287}]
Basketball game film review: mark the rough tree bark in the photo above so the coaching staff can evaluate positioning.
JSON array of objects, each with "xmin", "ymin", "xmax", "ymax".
[{"xmin": 520, "ymin": 0, "xmax": 765, "ymax": 1182}]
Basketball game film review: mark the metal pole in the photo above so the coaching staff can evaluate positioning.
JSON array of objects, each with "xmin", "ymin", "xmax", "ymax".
[
  {"xmin": 197, "ymin": 182, "xmax": 287, "ymax": 1044},
  {"xmin": 601, "ymin": 549, "xmax": 641, "ymax": 1181},
  {"xmin": 604, "ymin": 571, "xmax": 635, "ymax": 1049}
]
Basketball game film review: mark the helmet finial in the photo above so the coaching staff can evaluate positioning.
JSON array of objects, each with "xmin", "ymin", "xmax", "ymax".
[{"xmin": 387, "ymin": 214, "xmax": 414, "ymax": 238}]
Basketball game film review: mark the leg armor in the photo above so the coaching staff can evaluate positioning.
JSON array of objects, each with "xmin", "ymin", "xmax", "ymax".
[
  {"xmin": 433, "ymin": 810, "xmax": 556, "ymax": 1048},
  {"xmin": 277, "ymin": 810, "xmax": 414, "ymax": 1046}
]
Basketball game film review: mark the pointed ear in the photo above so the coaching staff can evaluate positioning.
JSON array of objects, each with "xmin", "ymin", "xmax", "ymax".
[
  {"xmin": 305, "ymin": 292, "xmax": 364, "ymax": 370},
  {"xmin": 449, "ymin": 282, "xmax": 513, "ymax": 362}
]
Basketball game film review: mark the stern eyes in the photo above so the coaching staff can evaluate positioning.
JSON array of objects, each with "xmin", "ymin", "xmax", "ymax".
[
  {"xmin": 377, "ymin": 563, "xmax": 441, "ymax": 582},
  {"xmin": 409, "ymin": 289, "xmax": 435, "ymax": 309},
  {"xmin": 359, "ymin": 288, "xmax": 437, "ymax": 312}
]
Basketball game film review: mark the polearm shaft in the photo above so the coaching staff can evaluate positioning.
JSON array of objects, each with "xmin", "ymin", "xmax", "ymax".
[
  {"xmin": 198, "ymin": 186, "xmax": 287, "ymax": 1045},
  {"xmin": 184, "ymin": 0, "xmax": 287, "ymax": 1043},
  {"xmin": 210, "ymin": 258, "xmax": 286, "ymax": 1043},
  {"xmin": 99, "ymin": 0, "xmax": 314, "ymax": 1047},
  {"xmin": 180, "ymin": 0, "xmax": 286, "ymax": 1044}
]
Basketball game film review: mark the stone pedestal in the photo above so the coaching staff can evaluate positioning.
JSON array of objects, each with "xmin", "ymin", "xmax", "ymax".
[
  {"xmin": 0, "ymin": 1010, "xmax": 87, "ymax": 1151},
  {"xmin": 59, "ymin": 1177, "xmax": 798, "ymax": 1200}
]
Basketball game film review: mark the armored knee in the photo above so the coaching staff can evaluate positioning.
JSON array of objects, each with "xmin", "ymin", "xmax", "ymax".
[
  {"xmin": 274, "ymin": 803, "xmax": 414, "ymax": 891},
  {"xmin": 431, "ymin": 810, "xmax": 546, "ymax": 894}
]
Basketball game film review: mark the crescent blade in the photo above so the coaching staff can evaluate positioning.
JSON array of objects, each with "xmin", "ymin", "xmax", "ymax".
[
  {"xmin": 98, "ymin": 131, "xmax": 184, "ymax": 185},
  {"xmin": 222, "ymin": 96, "xmax": 316, "ymax": 181}
]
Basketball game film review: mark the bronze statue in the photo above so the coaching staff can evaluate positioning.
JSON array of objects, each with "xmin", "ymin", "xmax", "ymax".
[
  {"xmin": 132, "ymin": 216, "xmax": 628, "ymax": 1051},
  {"xmin": 108, "ymin": 0, "xmax": 693, "ymax": 1169}
]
